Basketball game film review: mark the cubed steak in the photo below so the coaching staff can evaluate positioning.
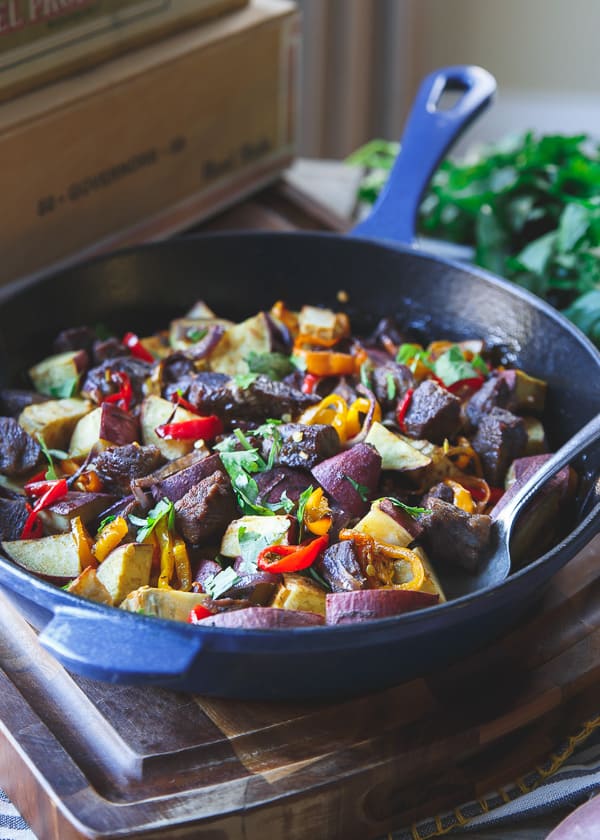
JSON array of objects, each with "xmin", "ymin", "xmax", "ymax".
[
  {"xmin": 403, "ymin": 380, "xmax": 462, "ymax": 444},
  {"xmin": 471, "ymin": 407, "xmax": 527, "ymax": 486},
  {"xmin": 174, "ymin": 470, "xmax": 236, "ymax": 544},
  {"xmin": 418, "ymin": 498, "xmax": 492, "ymax": 573},
  {"xmin": 0, "ymin": 417, "xmax": 42, "ymax": 476},
  {"xmin": 261, "ymin": 423, "xmax": 340, "ymax": 469},
  {"xmin": 93, "ymin": 444, "xmax": 165, "ymax": 494}
]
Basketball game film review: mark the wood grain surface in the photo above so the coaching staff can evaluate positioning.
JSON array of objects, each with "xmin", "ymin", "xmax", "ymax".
[{"xmin": 0, "ymin": 182, "xmax": 598, "ymax": 840}]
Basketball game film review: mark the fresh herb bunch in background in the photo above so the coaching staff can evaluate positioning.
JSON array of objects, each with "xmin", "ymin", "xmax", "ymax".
[{"xmin": 347, "ymin": 133, "xmax": 600, "ymax": 345}]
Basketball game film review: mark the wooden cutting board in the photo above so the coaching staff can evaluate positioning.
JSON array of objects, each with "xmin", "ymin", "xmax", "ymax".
[
  {"xmin": 1, "ymin": 182, "xmax": 598, "ymax": 840},
  {"xmin": 1, "ymin": 532, "xmax": 598, "ymax": 840}
]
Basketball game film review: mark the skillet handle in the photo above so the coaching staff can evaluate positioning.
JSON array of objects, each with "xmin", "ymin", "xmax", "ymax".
[
  {"xmin": 39, "ymin": 605, "xmax": 202, "ymax": 685},
  {"xmin": 352, "ymin": 65, "xmax": 496, "ymax": 245}
]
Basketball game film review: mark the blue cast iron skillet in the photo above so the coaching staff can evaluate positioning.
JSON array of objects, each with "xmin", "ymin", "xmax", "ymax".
[{"xmin": 0, "ymin": 67, "xmax": 598, "ymax": 699}]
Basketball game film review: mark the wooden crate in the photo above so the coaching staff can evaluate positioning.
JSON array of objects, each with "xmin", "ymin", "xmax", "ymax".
[{"xmin": 0, "ymin": 0, "xmax": 298, "ymax": 286}]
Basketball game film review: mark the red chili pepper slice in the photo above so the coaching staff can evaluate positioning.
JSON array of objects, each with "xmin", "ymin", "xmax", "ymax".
[
  {"xmin": 396, "ymin": 388, "xmax": 414, "ymax": 433},
  {"xmin": 23, "ymin": 470, "xmax": 48, "ymax": 491},
  {"xmin": 447, "ymin": 376, "xmax": 485, "ymax": 395},
  {"xmin": 20, "ymin": 478, "xmax": 68, "ymax": 539},
  {"xmin": 257, "ymin": 534, "xmax": 329, "ymax": 573},
  {"xmin": 155, "ymin": 416, "xmax": 223, "ymax": 441},
  {"xmin": 187, "ymin": 604, "xmax": 215, "ymax": 623},
  {"xmin": 103, "ymin": 371, "xmax": 133, "ymax": 411},
  {"xmin": 302, "ymin": 373, "xmax": 321, "ymax": 395},
  {"xmin": 122, "ymin": 332, "xmax": 155, "ymax": 363},
  {"xmin": 169, "ymin": 392, "xmax": 199, "ymax": 414},
  {"xmin": 24, "ymin": 479, "xmax": 62, "ymax": 497}
]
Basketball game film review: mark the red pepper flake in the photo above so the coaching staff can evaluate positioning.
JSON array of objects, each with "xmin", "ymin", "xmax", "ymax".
[
  {"xmin": 122, "ymin": 332, "xmax": 155, "ymax": 363},
  {"xmin": 257, "ymin": 534, "xmax": 329, "ymax": 573},
  {"xmin": 301, "ymin": 373, "xmax": 321, "ymax": 395},
  {"xmin": 396, "ymin": 388, "xmax": 414, "ymax": 433},
  {"xmin": 20, "ymin": 478, "xmax": 68, "ymax": 539},
  {"xmin": 103, "ymin": 371, "xmax": 133, "ymax": 411},
  {"xmin": 155, "ymin": 415, "xmax": 223, "ymax": 441},
  {"xmin": 187, "ymin": 604, "xmax": 215, "ymax": 623}
]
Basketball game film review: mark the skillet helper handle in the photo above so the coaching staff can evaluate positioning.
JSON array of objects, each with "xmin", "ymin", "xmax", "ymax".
[
  {"xmin": 39, "ymin": 605, "xmax": 202, "ymax": 684},
  {"xmin": 352, "ymin": 65, "xmax": 496, "ymax": 245}
]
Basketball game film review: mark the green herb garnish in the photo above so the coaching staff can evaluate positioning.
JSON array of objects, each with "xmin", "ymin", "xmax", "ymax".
[
  {"xmin": 48, "ymin": 377, "xmax": 79, "ymax": 399},
  {"xmin": 245, "ymin": 351, "xmax": 294, "ymax": 381},
  {"xmin": 296, "ymin": 484, "xmax": 314, "ymax": 540},
  {"xmin": 129, "ymin": 498, "xmax": 175, "ymax": 542},
  {"xmin": 97, "ymin": 514, "xmax": 116, "ymax": 532},
  {"xmin": 204, "ymin": 566, "xmax": 240, "ymax": 599},
  {"xmin": 433, "ymin": 345, "xmax": 483, "ymax": 387},
  {"xmin": 360, "ymin": 361, "xmax": 373, "ymax": 388},
  {"xmin": 386, "ymin": 373, "xmax": 396, "ymax": 400},
  {"xmin": 36, "ymin": 433, "xmax": 58, "ymax": 480},
  {"xmin": 379, "ymin": 496, "xmax": 430, "ymax": 518},
  {"xmin": 187, "ymin": 327, "xmax": 208, "ymax": 343},
  {"xmin": 233, "ymin": 373, "xmax": 259, "ymax": 389},
  {"xmin": 343, "ymin": 475, "xmax": 370, "ymax": 502}
]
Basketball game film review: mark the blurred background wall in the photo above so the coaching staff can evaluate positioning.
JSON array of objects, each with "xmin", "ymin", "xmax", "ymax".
[{"xmin": 296, "ymin": 0, "xmax": 600, "ymax": 158}]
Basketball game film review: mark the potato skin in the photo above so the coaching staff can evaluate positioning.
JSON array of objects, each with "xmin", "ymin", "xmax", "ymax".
[{"xmin": 326, "ymin": 589, "xmax": 439, "ymax": 625}]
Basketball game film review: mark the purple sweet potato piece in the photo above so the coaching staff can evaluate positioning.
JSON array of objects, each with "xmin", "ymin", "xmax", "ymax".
[
  {"xmin": 378, "ymin": 498, "xmax": 424, "ymax": 540},
  {"xmin": 193, "ymin": 559, "xmax": 224, "ymax": 590},
  {"xmin": 223, "ymin": 570, "xmax": 280, "ymax": 605},
  {"xmin": 311, "ymin": 443, "xmax": 382, "ymax": 517},
  {"xmin": 198, "ymin": 606, "xmax": 324, "ymax": 628},
  {"xmin": 326, "ymin": 589, "xmax": 439, "ymax": 625},
  {"xmin": 99, "ymin": 402, "xmax": 139, "ymax": 446}
]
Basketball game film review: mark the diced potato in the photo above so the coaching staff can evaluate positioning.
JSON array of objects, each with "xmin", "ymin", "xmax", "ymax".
[
  {"xmin": 297, "ymin": 305, "xmax": 349, "ymax": 343},
  {"xmin": 401, "ymin": 545, "xmax": 446, "ymax": 602},
  {"xmin": 186, "ymin": 300, "xmax": 218, "ymax": 319},
  {"xmin": 208, "ymin": 312, "xmax": 273, "ymax": 376},
  {"xmin": 120, "ymin": 586, "xmax": 212, "ymax": 621},
  {"xmin": 95, "ymin": 542, "xmax": 153, "ymax": 605},
  {"xmin": 66, "ymin": 566, "xmax": 113, "ymax": 606},
  {"xmin": 69, "ymin": 407, "xmax": 102, "ymax": 458},
  {"xmin": 38, "ymin": 492, "xmax": 115, "ymax": 533},
  {"xmin": 140, "ymin": 395, "xmax": 198, "ymax": 460},
  {"xmin": 220, "ymin": 515, "xmax": 294, "ymax": 558},
  {"xmin": 365, "ymin": 422, "xmax": 431, "ymax": 471},
  {"xmin": 271, "ymin": 573, "xmax": 327, "ymax": 617},
  {"xmin": 353, "ymin": 503, "xmax": 414, "ymax": 548},
  {"xmin": 2, "ymin": 532, "xmax": 81, "ymax": 578},
  {"xmin": 19, "ymin": 398, "xmax": 93, "ymax": 450},
  {"xmin": 522, "ymin": 416, "xmax": 547, "ymax": 455},
  {"xmin": 500, "ymin": 369, "xmax": 547, "ymax": 415},
  {"xmin": 169, "ymin": 317, "xmax": 232, "ymax": 353},
  {"xmin": 29, "ymin": 350, "xmax": 87, "ymax": 398}
]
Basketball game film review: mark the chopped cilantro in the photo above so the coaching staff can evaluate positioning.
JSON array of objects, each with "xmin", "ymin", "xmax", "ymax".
[
  {"xmin": 343, "ymin": 475, "xmax": 370, "ymax": 502},
  {"xmin": 36, "ymin": 433, "xmax": 58, "ymax": 480},
  {"xmin": 204, "ymin": 566, "xmax": 240, "ymax": 599},
  {"xmin": 246, "ymin": 351, "xmax": 294, "ymax": 381},
  {"xmin": 48, "ymin": 377, "xmax": 79, "ymax": 399},
  {"xmin": 290, "ymin": 354, "xmax": 307, "ymax": 373},
  {"xmin": 97, "ymin": 514, "xmax": 116, "ymax": 532},
  {"xmin": 307, "ymin": 565, "xmax": 331, "ymax": 592},
  {"xmin": 237, "ymin": 526, "xmax": 286, "ymax": 573},
  {"xmin": 296, "ymin": 484, "xmax": 314, "ymax": 539},
  {"xmin": 471, "ymin": 353, "xmax": 490, "ymax": 376},
  {"xmin": 233, "ymin": 373, "xmax": 259, "ymax": 389},
  {"xmin": 396, "ymin": 343, "xmax": 427, "ymax": 366},
  {"xmin": 386, "ymin": 373, "xmax": 397, "ymax": 400},
  {"xmin": 129, "ymin": 498, "xmax": 175, "ymax": 542},
  {"xmin": 433, "ymin": 345, "xmax": 483, "ymax": 386},
  {"xmin": 360, "ymin": 361, "xmax": 373, "ymax": 388},
  {"xmin": 187, "ymin": 327, "xmax": 208, "ymax": 343},
  {"xmin": 218, "ymin": 448, "xmax": 289, "ymax": 516},
  {"xmin": 379, "ymin": 496, "xmax": 430, "ymax": 517}
]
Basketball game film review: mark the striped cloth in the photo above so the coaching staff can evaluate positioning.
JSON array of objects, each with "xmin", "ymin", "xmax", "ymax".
[{"xmin": 2, "ymin": 718, "xmax": 600, "ymax": 840}]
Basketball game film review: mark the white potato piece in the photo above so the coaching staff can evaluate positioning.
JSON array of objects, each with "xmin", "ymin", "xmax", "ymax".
[
  {"xmin": 66, "ymin": 566, "xmax": 113, "ymax": 606},
  {"xmin": 2, "ymin": 532, "xmax": 81, "ymax": 578},
  {"xmin": 365, "ymin": 422, "xmax": 431, "ymax": 471},
  {"xmin": 220, "ymin": 515, "xmax": 294, "ymax": 558},
  {"xmin": 19, "ymin": 398, "xmax": 93, "ymax": 450},
  {"xmin": 29, "ymin": 350, "xmax": 87, "ymax": 398},
  {"xmin": 140, "ymin": 395, "xmax": 198, "ymax": 460},
  {"xmin": 208, "ymin": 312, "xmax": 272, "ymax": 376},
  {"xmin": 121, "ymin": 586, "xmax": 212, "ymax": 622},
  {"xmin": 96, "ymin": 543, "xmax": 153, "ymax": 605}
]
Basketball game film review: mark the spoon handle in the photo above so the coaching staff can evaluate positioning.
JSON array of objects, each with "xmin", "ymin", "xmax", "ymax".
[{"xmin": 494, "ymin": 413, "xmax": 600, "ymax": 541}]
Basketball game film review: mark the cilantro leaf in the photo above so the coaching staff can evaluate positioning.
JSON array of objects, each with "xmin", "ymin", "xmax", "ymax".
[
  {"xmin": 97, "ymin": 514, "xmax": 116, "ymax": 532},
  {"xmin": 130, "ymin": 498, "xmax": 175, "ymax": 542},
  {"xmin": 379, "ymin": 496, "xmax": 430, "ymax": 517},
  {"xmin": 204, "ymin": 566, "xmax": 240, "ymax": 599},
  {"xmin": 296, "ymin": 484, "xmax": 314, "ymax": 537},
  {"xmin": 36, "ymin": 433, "xmax": 58, "ymax": 480},
  {"xmin": 233, "ymin": 373, "xmax": 258, "ymax": 389},
  {"xmin": 433, "ymin": 345, "xmax": 482, "ymax": 386},
  {"xmin": 246, "ymin": 351, "xmax": 294, "ymax": 381},
  {"xmin": 386, "ymin": 373, "xmax": 396, "ymax": 400},
  {"xmin": 48, "ymin": 377, "xmax": 79, "ymax": 399},
  {"xmin": 343, "ymin": 475, "xmax": 370, "ymax": 502}
]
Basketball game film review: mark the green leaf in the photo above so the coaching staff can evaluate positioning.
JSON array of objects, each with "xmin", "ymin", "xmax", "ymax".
[
  {"xmin": 245, "ymin": 351, "xmax": 294, "ymax": 381},
  {"xmin": 514, "ymin": 231, "xmax": 557, "ymax": 275},
  {"xmin": 343, "ymin": 475, "xmax": 370, "ymax": 502},
  {"xmin": 48, "ymin": 377, "xmax": 79, "ymax": 399},
  {"xmin": 471, "ymin": 354, "xmax": 489, "ymax": 376},
  {"xmin": 562, "ymin": 289, "xmax": 600, "ymax": 344},
  {"xmin": 233, "ymin": 373, "xmax": 258, "ymax": 389},
  {"xmin": 97, "ymin": 514, "xmax": 116, "ymax": 532},
  {"xmin": 386, "ymin": 373, "xmax": 397, "ymax": 401},
  {"xmin": 378, "ymin": 497, "xmax": 430, "ymax": 518},
  {"xmin": 557, "ymin": 203, "xmax": 591, "ymax": 252},
  {"xmin": 130, "ymin": 498, "xmax": 174, "ymax": 542},
  {"xmin": 432, "ymin": 346, "xmax": 480, "ymax": 387},
  {"xmin": 296, "ymin": 484, "xmax": 314, "ymax": 539},
  {"xmin": 204, "ymin": 566, "xmax": 239, "ymax": 600},
  {"xmin": 237, "ymin": 527, "xmax": 273, "ymax": 573},
  {"xmin": 36, "ymin": 433, "xmax": 58, "ymax": 480},
  {"xmin": 187, "ymin": 327, "xmax": 208, "ymax": 343}
]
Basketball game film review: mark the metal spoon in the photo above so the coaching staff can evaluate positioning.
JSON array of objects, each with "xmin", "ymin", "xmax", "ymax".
[{"xmin": 441, "ymin": 412, "xmax": 600, "ymax": 599}]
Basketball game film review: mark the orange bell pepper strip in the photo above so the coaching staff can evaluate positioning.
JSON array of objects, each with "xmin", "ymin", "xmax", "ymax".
[
  {"xmin": 71, "ymin": 516, "xmax": 97, "ymax": 569},
  {"xmin": 155, "ymin": 518, "xmax": 175, "ymax": 589},
  {"xmin": 93, "ymin": 515, "xmax": 128, "ymax": 562},
  {"xmin": 303, "ymin": 487, "xmax": 332, "ymax": 536},
  {"xmin": 443, "ymin": 479, "xmax": 475, "ymax": 514},
  {"xmin": 294, "ymin": 347, "xmax": 357, "ymax": 377}
]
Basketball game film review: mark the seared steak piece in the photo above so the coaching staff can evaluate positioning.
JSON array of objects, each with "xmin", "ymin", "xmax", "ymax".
[
  {"xmin": 160, "ymin": 352, "xmax": 196, "ymax": 389},
  {"xmin": 403, "ymin": 380, "xmax": 462, "ymax": 444},
  {"xmin": 372, "ymin": 362, "xmax": 415, "ymax": 411},
  {"xmin": 0, "ymin": 497, "xmax": 30, "ymax": 540},
  {"xmin": 93, "ymin": 444, "xmax": 165, "ymax": 494},
  {"xmin": 0, "ymin": 389, "xmax": 47, "ymax": 418},
  {"xmin": 187, "ymin": 372, "xmax": 231, "ymax": 414},
  {"xmin": 53, "ymin": 325, "xmax": 96, "ymax": 356},
  {"xmin": 471, "ymin": 407, "xmax": 527, "ymax": 486},
  {"xmin": 261, "ymin": 423, "xmax": 340, "ymax": 469},
  {"xmin": 92, "ymin": 337, "xmax": 128, "ymax": 364},
  {"xmin": 0, "ymin": 418, "xmax": 42, "ymax": 476},
  {"xmin": 151, "ymin": 453, "xmax": 223, "ymax": 503},
  {"xmin": 82, "ymin": 357, "xmax": 152, "ymax": 408},
  {"xmin": 190, "ymin": 374, "xmax": 319, "ymax": 424},
  {"xmin": 466, "ymin": 375, "xmax": 510, "ymax": 427},
  {"xmin": 421, "ymin": 481, "xmax": 455, "ymax": 507},
  {"xmin": 174, "ymin": 470, "xmax": 236, "ymax": 544},
  {"xmin": 418, "ymin": 498, "xmax": 492, "ymax": 573},
  {"xmin": 255, "ymin": 466, "xmax": 313, "ymax": 508},
  {"xmin": 316, "ymin": 540, "xmax": 366, "ymax": 592}
]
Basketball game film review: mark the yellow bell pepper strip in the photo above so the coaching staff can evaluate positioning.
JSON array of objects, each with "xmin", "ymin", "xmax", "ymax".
[
  {"xmin": 303, "ymin": 487, "xmax": 332, "ymax": 536},
  {"xmin": 442, "ymin": 479, "xmax": 475, "ymax": 514},
  {"xmin": 172, "ymin": 536, "xmax": 192, "ymax": 591},
  {"xmin": 443, "ymin": 437, "xmax": 484, "ymax": 476},
  {"xmin": 155, "ymin": 517, "xmax": 175, "ymax": 589},
  {"xmin": 294, "ymin": 347, "xmax": 357, "ymax": 377},
  {"xmin": 338, "ymin": 530, "xmax": 425, "ymax": 591},
  {"xmin": 257, "ymin": 534, "xmax": 329, "ymax": 573},
  {"xmin": 71, "ymin": 516, "xmax": 97, "ymax": 569},
  {"xmin": 20, "ymin": 478, "xmax": 68, "ymax": 539},
  {"xmin": 346, "ymin": 395, "xmax": 382, "ymax": 439},
  {"xmin": 93, "ymin": 515, "xmax": 128, "ymax": 562},
  {"xmin": 298, "ymin": 394, "xmax": 349, "ymax": 442}
]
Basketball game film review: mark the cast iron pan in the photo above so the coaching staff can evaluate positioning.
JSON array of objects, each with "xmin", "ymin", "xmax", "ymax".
[{"xmin": 0, "ymin": 67, "xmax": 598, "ymax": 699}]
